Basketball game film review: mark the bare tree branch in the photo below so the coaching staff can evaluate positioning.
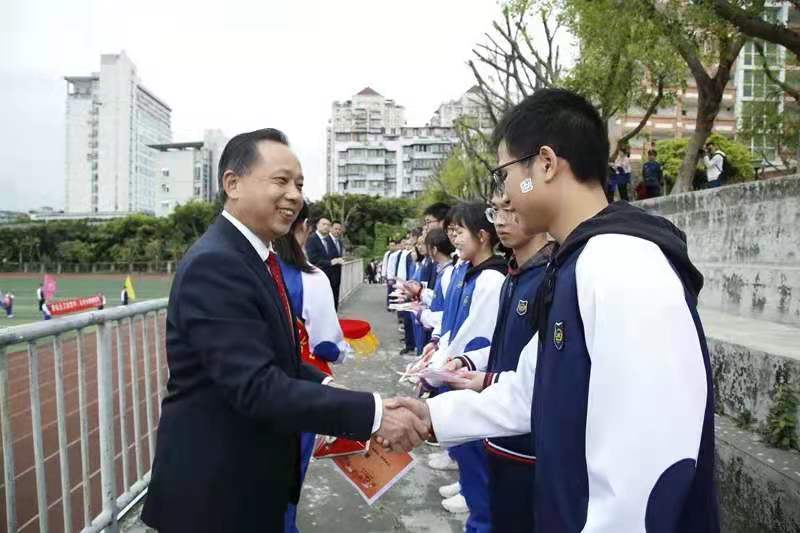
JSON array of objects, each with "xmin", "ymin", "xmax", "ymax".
[
  {"xmin": 710, "ymin": 0, "xmax": 800, "ymax": 56},
  {"xmin": 617, "ymin": 77, "xmax": 666, "ymax": 152}
]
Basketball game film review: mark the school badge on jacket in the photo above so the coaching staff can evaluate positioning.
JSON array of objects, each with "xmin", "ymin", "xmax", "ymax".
[
  {"xmin": 516, "ymin": 300, "xmax": 528, "ymax": 316},
  {"xmin": 553, "ymin": 321, "xmax": 565, "ymax": 351}
]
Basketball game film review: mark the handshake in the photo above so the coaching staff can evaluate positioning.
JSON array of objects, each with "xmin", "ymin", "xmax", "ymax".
[{"xmin": 374, "ymin": 397, "xmax": 433, "ymax": 452}]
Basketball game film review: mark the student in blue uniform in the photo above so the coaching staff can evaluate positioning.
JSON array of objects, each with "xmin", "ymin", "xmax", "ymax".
[
  {"xmin": 416, "ymin": 88, "xmax": 719, "ymax": 533},
  {"xmin": 447, "ymin": 187, "xmax": 553, "ymax": 532},
  {"xmin": 397, "ymin": 232, "xmax": 419, "ymax": 355},
  {"xmin": 426, "ymin": 202, "xmax": 506, "ymax": 529},
  {"xmin": 274, "ymin": 202, "xmax": 351, "ymax": 533}
]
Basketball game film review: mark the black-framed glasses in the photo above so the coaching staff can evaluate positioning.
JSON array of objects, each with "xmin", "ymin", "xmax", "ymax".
[{"xmin": 491, "ymin": 153, "xmax": 537, "ymax": 192}]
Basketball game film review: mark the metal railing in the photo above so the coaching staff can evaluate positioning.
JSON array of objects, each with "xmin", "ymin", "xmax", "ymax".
[
  {"xmin": 0, "ymin": 298, "xmax": 168, "ymax": 533},
  {"xmin": 340, "ymin": 259, "xmax": 364, "ymax": 303}
]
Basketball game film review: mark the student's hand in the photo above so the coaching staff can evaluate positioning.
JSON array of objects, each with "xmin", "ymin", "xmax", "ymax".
[
  {"xmin": 448, "ymin": 370, "xmax": 486, "ymax": 392},
  {"xmin": 443, "ymin": 358, "xmax": 464, "ymax": 372}
]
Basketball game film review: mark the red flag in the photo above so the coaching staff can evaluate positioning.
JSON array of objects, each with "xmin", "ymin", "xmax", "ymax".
[{"xmin": 43, "ymin": 273, "xmax": 58, "ymax": 300}]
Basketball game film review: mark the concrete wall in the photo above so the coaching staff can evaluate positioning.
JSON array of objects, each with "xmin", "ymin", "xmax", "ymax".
[{"xmin": 637, "ymin": 176, "xmax": 800, "ymax": 327}]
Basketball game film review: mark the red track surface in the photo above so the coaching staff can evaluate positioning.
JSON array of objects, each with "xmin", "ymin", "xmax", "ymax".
[{"xmin": 0, "ymin": 317, "xmax": 167, "ymax": 533}]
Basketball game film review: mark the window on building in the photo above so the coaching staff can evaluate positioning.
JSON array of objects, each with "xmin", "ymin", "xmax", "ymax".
[{"xmin": 162, "ymin": 168, "xmax": 170, "ymax": 177}]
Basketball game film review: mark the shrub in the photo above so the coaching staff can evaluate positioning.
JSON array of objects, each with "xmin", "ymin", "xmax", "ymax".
[{"xmin": 655, "ymin": 133, "xmax": 755, "ymax": 192}]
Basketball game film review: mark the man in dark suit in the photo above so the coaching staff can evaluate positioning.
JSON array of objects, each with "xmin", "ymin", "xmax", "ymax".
[
  {"xmin": 305, "ymin": 216, "xmax": 344, "ymax": 309},
  {"xmin": 142, "ymin": 128, "xmax": 429, "ymax": 533},
  {"xmin": 327, "ymin": 221, "xmax": 345, "ymax": 307}
]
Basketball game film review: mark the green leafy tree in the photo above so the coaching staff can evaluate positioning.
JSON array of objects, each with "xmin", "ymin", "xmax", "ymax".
[
  {"xmin": 765, "ymin": 383, "xmax": 799, "ymax": 450},
  {"xmin": 56, "ymin": 240, "xmax": 95, "ymax": 264},
  {"xmin": 636, "ymin": 0, "xmax": 748, "ymax": 193},
  {"xmin": 561, "ymin": 0, "xmax": 686, "ymax": 157}
]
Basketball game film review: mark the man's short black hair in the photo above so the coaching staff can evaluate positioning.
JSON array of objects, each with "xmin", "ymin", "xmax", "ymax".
[
  {"xmin": 332, "ymin": 220, "xmax": 342, "ymax": 226},
  {"xmin": 423, "ymin": 202, "xmax": 451, "ymax": 222},
  {"xmin": 217, "ymin": 128, "xmax": 289, "ymax": 203},
  {"xmin": 492, "ymin": 88, "xmax": 609, "ymax": 187}
]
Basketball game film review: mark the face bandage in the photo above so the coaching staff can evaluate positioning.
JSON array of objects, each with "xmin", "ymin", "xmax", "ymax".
[{"xmin": 520, "ymin": 178, "xmax": 534, "ymax": 193}]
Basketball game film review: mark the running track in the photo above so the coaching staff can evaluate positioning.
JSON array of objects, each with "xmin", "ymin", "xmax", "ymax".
[{"xmin": 1, "ymin": 317, "xmax": 167, "ymax": 533}]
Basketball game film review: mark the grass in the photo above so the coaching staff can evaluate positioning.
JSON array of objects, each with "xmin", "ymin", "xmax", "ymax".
[{"xmin": 0, "ymin": 274, "xmax": 173, "ymax": 328}]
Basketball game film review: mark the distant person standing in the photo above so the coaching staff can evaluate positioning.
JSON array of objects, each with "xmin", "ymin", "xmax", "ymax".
[
  {"xmin": 306, "ymin": 217, "xmax": 344, "ymax": 309},
  {"xmin": 702, "ymin": 142, "xmax": 726, "ymax": 188},
  {"xmin": 121, "ymin": 284, "xmax": 129, "ymax": 305},
  {"xmin": 2, "ymin": 292, "xmax": 14, "ymax": 318},
  {"xmin": 42, "ymin": 301, "xmax": 52, "ymax": 320},
  {"xmin": 327, "ymin": 221, "xmax": 345, "ymax": 309},
  {"xmin": 612, "ymin": 147, "xmax": 632, "ymax": 201},
  {"xmin": 641, "ymin": 149, "xmax": 664, "ymax": 199},
  {"xmin": 37, "ymin": 283, "xmax": 44, "ymax": 311}
]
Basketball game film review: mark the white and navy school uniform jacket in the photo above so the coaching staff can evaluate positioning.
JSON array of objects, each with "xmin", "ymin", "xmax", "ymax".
[
  {"xmin": 279, "ymin": 260, "xmax": 350, "ymax": 365},
  {"xmin": 428, "ymin": 203, "xmax": 719, "ymax": 533},
  {"xmin": 483, "ymin": 248, "xmax": 551, "ymax": 463},
  {"xmin": 420, "ymin": 260, "xmax": 455, "ymax": 333},
  {"xmin": 431, "ymin": 256, "xmax": 506, "ymax": 373}
]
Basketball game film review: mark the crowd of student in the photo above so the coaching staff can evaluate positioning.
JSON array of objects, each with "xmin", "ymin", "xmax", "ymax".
[{"xmin": 370, "ymin": 88, "xmax": 718, "ymax": 533}]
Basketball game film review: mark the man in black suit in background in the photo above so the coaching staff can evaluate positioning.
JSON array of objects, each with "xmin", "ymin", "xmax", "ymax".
[
  {"xmin": 305, "ymin": 216, "xmax": 344, "ymax": 309},
  {"xmin": 142, "ymin": 128, "xmax": 429, "ymax": 533}
]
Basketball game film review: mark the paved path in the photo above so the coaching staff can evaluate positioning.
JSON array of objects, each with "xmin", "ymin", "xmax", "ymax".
[{"xmin": 122, "ymin": 285, "xmax": 466, "ymax": 532}]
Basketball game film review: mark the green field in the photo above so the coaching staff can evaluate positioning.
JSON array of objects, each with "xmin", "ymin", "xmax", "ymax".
[{"xmin": 0, "ymin": 274, "xmax": 173, "ymax": 328}]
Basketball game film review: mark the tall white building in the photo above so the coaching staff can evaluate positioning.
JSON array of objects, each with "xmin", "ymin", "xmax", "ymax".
[
  {"xmin": 327, "ymin": 88, "xmax": 472, "ymax": 198},
  {"xmin": 65, "ymin": 52, "xmax": 171, "ymax": 215},
  {"xmin": 430, "ymin": 86, "xmax": 494, "ymax": 129},
  {"xmin": 151, "ymin": 130, "xmax": 229, "ymax": 216}
]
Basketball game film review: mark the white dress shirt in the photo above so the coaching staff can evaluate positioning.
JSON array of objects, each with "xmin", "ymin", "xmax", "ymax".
[{"xmin": 221, "ymin": 210, "xmax": 383, "ymax": 433}]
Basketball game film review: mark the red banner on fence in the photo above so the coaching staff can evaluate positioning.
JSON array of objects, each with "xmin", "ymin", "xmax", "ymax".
[{"xmin": 49, "ymin": 295, "xmax": 104, "ymax": 316}]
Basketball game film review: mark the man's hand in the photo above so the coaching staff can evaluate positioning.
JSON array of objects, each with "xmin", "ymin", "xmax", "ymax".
[
  {"xmin": 331, "ymin": 258, "xmax": 345, "ymax": 266},
  {"xmin": 374, "ymin": 397, "xmax": 431, "ymax": 452},
  {"xmin": 447, "ymin": 370, "xmax": 486, "ymax": 392}
]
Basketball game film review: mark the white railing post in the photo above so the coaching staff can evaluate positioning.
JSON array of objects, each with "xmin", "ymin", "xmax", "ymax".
[
  {"xmin": 96, "ymin": 320, "xmax": 119, "ymax": 532},
  {"xmin": 0, "ymin": 298, "xmax": 168, "ymax": 533},
  {"xmin": 28, "ymin": 342, "xmax": 49, "ymax": 533},
  {"xmin": 53, "ymin": 335, "xmax": 73, "ymax": 533},
  {"xmin": 0, "ymin": 347, "xmax": 17, "ymax": 533}
]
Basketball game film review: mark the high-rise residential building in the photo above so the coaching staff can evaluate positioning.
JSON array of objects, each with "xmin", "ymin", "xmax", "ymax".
[
  {"xmin": 65, "ymin": 51, "xmax": 171, "ymax": 216},
  {"xmin": 430, "ymin": 86, "xmax": 494, "ymax": 129},
  {"xmin": 150, "ymin": 130, "xmax": 229, "ymax": 216},
  {"xmin": 326, "ymin": 87, "xmax": 493, "ymax": 198}
]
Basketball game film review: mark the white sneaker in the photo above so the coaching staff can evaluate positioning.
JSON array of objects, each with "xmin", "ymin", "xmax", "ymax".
[
  {"xmin": 438, "ymin": 481, "xmax": 461, "ymax": 498},
  {"xmin": 428, "ymin": 451, "xmax": 458, "ymax": 470},
  {"xmin": 441, "ymin": 493, "xmax": 469, "ymax": 514}
]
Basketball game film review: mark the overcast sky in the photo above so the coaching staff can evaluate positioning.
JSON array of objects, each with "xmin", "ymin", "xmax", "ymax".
[{"xmin": 0, "ymin": 0, "xmax": 507, "ymax": 211}]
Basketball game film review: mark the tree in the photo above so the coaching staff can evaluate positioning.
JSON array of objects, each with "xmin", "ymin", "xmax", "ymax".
[
  {"xmin": 637, "ymin": 0, "xmax": 748, "ymax": 193},
  {"xmin": 468, "ymin": 0, "xmax": 564, "ymax": 126},
  {"xmin": 422, "ymin": 142, "xmax": 495, "ymax": 203},
  {"xmin": 562, "ymin": 0, "xmax": 686, "ymax": 157},
  {"xmin": 56, "ymin": 240, "xmax": 94, "ymax": 264}
]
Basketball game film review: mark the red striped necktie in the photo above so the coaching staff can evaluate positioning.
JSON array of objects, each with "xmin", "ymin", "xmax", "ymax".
[{"xmin": 265, "ymin": 254, "xmax": 294, "ymax": 339}]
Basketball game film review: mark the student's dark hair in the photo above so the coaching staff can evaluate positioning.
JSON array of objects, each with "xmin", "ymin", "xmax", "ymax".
[
  {"xmin": 492, "ymin": 88, "xmax": 609, "ymax": 187},
  {"xmin": 273, "ymin": 201, "xmax": 314, "ymax": 274},
  {"xmin": 425, "ymin": 228, "xmax": 455, "ymax": 257},
  {"xmin": 218, "ymin": 128, "xmax": 289, "ymax": 203},
  {"xmin": 423, "ymin": 202, "xmax": 451, "ymax": 222},
  {"xmin": 449, "ymin": 202, "xmax": 499, "ymax": 247},
  {"xmin": 411, "ymin": 227, "xmax": 423, "ymax": 238},
  {"xmin": 388, "ymin": 238, "xmax": 397, "ymax": 245},
  {"xmin": 648, "ymin": 149, "xmax": 657, "ymax": 157},
  {"xmin": 443, "ymin": 206, "xmax": 458, "ymax": 231},
  {"xmin": 332, "ymin": 220, "xmax": 342, "ymax": 226}
]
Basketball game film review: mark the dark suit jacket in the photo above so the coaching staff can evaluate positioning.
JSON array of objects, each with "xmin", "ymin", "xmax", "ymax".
[
  {"xmin": 306, "ymin": 232, "xmax": 333, "ymax": 272},
  {"xmin": 142, "ymin": 216, "xmax": 375, "ymax": 533}
]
